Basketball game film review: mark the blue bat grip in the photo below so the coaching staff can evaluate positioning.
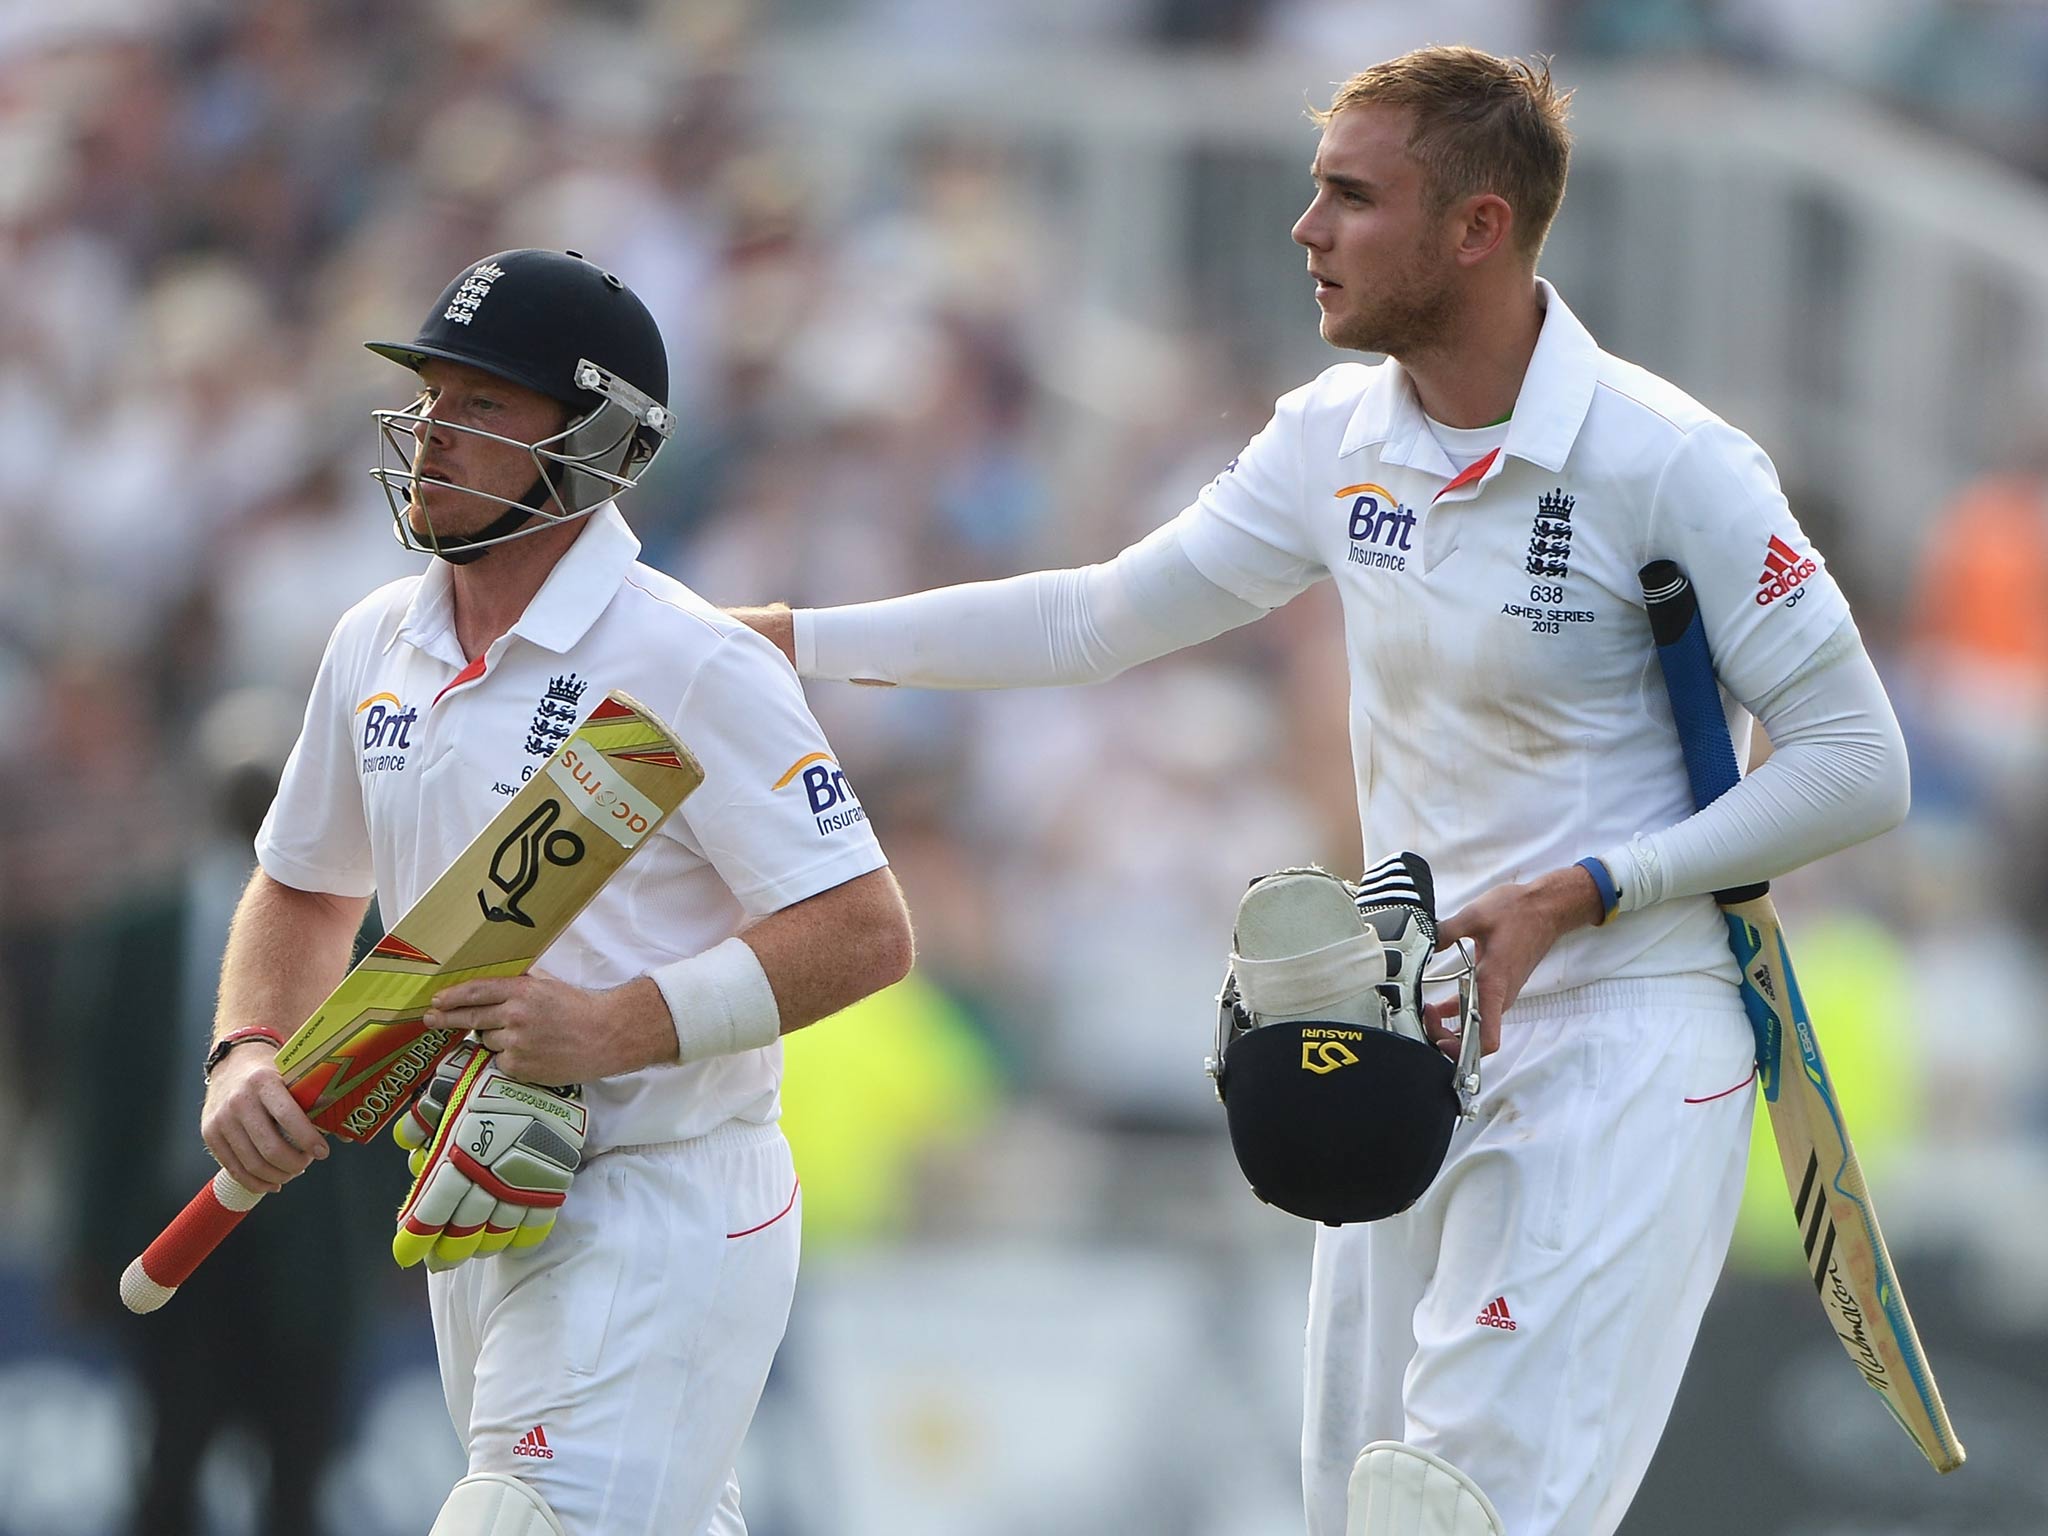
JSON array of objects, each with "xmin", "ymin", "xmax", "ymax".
[
  {"xmin": 1640, "ymin": 559, "xmax": 1767, "ymax": 905},
  {"xmin": 1641, "ymin": 560, "xmax": 1740, "ymax": 810}
]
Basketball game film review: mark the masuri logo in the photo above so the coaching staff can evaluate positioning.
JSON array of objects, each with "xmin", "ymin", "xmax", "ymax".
[{"xmin": 1301, "ymin": 1039, "xmax": 1360, "ymax": 1074}]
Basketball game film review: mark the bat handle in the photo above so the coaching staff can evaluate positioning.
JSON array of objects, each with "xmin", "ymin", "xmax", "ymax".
[
  {"xmin": 1640, "ymin": 559, "xmax": 1769, "ymax": 905},
  {"xmin": 119, "ymin": 1168, "xmax": 266, "ymax": 1314}
]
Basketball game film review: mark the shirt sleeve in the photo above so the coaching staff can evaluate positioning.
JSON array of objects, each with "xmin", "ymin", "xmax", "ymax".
[
  {"xmin": 1167, "ymin": 387, "xmax": 1330, "ymax": 610},
  {"xmin": 669, "ymin": 628, "xmax": 889, "ymax": 917},
  {"xmin": 797, "ymin": 521, "xmax": 1268, "ymax": 688},
  {"xmin": 255, "ymin": 623, "xmax": 376, "ymax": 898},
  {"xmin": 1644, "ymin": 419, "xmax": 1850, "ymax": 704},
  {"xmin": 1597, "ymin": 618, "xmax": 1910, "ymax": 909}
]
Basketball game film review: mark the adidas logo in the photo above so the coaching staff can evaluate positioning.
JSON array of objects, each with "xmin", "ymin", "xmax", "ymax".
[
  {"xmin": 1475, "ymin": 1296, "xmax": 1518, "ymax": 1331},
  {"xmin": 513, "ymin": 1425, "xmax": 554, "ymax": 1460},
  {"xmin": 1754, "ymin": 535, "xmax": 1818, "ymax": 607}
]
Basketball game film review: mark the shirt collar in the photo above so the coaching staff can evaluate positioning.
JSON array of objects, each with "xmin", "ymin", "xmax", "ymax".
[
  {"xmin": 1339, "ymin": 278, "xmax": 1599, "ymax": 478},
  {"xmin": 388, "ymin": 502, "xmax": 640, "ymax": 661}
]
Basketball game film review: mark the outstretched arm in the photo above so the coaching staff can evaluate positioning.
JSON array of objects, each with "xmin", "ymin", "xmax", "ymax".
[{"xmin": 732, "ymin": 521, "xmax": 1271, "ymax": 688}]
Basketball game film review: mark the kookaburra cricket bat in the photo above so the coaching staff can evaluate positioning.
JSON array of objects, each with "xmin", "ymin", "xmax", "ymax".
[
  {"xmin": 1640, "ymin": 559, "xmax": 1963, "ymax": 1472},
  {"xmin": 120, "ymin": 690, "xmax": 702, "ymax": 1314}
]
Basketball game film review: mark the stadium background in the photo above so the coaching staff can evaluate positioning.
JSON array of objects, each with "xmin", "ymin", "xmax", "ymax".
[{"xmin": 3, "ymin": 1, "xmax": 2047, "ymax": 1532}]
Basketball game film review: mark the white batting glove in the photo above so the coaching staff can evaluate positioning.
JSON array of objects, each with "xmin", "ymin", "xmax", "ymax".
[
  {"xmin": 392, "ymin": 1046, "xmax": 467, "ymax": 1165},
  {"xmin": 391, "ymin": 1044, "xmax": 586, "ymax": 1271}
]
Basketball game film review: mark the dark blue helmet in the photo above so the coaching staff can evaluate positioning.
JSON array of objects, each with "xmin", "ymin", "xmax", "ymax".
[{"xmin": 368, "ymin": 249, "xmax": 673, "ymax": 560}]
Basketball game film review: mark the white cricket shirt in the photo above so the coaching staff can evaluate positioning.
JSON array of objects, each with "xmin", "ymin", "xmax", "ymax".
[
  {"xmin": 256, "ymin": 503, "xmax": 888, "ymax": 1150},
  {"xmin": 1174, "ymin": 280, "xmax": 1849, "ymax": 995}
]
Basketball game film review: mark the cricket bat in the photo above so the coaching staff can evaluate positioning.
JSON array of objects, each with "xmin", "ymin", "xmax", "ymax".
[
  {"xmin": 1640, "ymin": 558, "xmax": 1963, "ymax": 1472},
  {"xmin": 120, "ymin": 690, "xmax": 702, "ymax": 1314}
]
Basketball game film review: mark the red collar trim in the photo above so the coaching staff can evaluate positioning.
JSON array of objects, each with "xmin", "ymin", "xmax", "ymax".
[
  {"xmin": 432, "ymin": 654, "xmax": 487, "ymax": 708},
  {"xmin": 1432, "ymin": 446, "xmax": 1501, "ymax": 504}
]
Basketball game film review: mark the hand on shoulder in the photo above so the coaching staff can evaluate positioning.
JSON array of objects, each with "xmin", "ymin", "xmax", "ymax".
[{"xmin": 725, "ymin": 604, "xmax": 796, "ymax": 665}]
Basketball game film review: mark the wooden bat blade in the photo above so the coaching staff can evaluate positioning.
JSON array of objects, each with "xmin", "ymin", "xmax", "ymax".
[
  {"xmin": 274, "ymin": 694, "xmax": 702, "ymax": 1142},
  {"xmin": 1639, "ymin": 558, "xmax": 1963, "ymax": 1474},
  {"xmin": 120, "ymin": 689, "xmax": 701, "ymax": 1314},
  {"xmin": 1724, "ymin": 892, "xmax": 1965, "ymax": 1472}
]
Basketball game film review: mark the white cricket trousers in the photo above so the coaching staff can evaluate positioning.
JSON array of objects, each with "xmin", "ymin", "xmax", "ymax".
[
  {"xmin": 429, "ymin": 1121, "xmax": 801, "ymax": 1536},
  {"xmin": 1302, "ymin": 976, "xmax": 1756, "ymax": 1536}
]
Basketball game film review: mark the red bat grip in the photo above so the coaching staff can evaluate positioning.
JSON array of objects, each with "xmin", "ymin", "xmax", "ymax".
[{"xmin": 119, "ymin": 1169, "xmax": 266, "ymax": 1314}]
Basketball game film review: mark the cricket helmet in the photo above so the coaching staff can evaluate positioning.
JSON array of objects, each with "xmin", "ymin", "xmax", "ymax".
[
  {"xmin": 368, "ymin": 249, "xmax": 674, "ymax": 561},
  {"xmin": 1206, "ymin": 855, "xmax": 1482, "ymax": 1226}
]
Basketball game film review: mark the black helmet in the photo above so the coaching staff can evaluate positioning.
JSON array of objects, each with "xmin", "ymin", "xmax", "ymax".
[
  {"xmin": 368, "ymin": 249, "xmax": 674, "ymax": 561},
  {"xmin": 1207, "ymin": 855, "xmax": 1483, "ymax": 1226}
]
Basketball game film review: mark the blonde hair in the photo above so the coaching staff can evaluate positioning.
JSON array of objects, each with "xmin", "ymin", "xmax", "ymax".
[{"xmin": 1313, "ymin": 46, "xmax": 1573, "ymax": 260}]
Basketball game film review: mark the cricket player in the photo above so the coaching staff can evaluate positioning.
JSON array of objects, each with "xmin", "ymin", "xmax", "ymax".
[
  {"xmin": 198, "ymin": 247, "xmax": 914, "ymax": 1536},
  {"xmin": 732, "ymin": 49, "xmax": 1910, "ymax": 1536}
]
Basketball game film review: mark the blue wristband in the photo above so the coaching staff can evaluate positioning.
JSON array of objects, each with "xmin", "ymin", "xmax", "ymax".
[{"xmin": 1575, "ymin": 856, "xmax": 1620, "ymax": 925}]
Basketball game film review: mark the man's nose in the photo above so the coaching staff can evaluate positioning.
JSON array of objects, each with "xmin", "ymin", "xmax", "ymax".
[
  {"xmin": 1292, "ymin": 201, "xmax": 1326, "ymax": 250},
  {"xmin": 413, "ymin": 400, "xmax": 454, "ymax": 446}
]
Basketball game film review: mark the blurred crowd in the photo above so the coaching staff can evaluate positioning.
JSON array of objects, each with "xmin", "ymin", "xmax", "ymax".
[
  {"xmin": 0, "ymin": 0, "xmax": 1372, "ymax": 1208},
  {"xmin": 4, "ymin": 0, "xmax": 2048, "ymax": 1274},
  {"xmin": 3, "ymin": 0, "xmax": 2048, "ymax": 1530}
]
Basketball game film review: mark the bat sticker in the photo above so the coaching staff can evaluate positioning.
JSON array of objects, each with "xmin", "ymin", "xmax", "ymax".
[{"xmin": 477, "ymin": 799, "xmax": 586, "ymax": 927}]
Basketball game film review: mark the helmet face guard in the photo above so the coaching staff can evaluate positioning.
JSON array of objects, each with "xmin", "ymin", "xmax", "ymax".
[
  {"xmin": 365, "ymin": 249, "xmax": 673, "ymax": 562},
  {"xmin": 370, "ymin": 358, "xmax": 672, "ymax": 558}
]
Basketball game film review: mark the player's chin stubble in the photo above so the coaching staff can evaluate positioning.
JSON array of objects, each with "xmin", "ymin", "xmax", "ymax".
[
  {"xmin": 410, "ymin": 477, "xmax": 508, "ymax": 534},
  {"xmin": 407, "ymin": 490, "xmax": 486, "ymax": 547},
  {"xmin": 1325, "ymin": 279, "xmax": 1455, "ymax": 360}
]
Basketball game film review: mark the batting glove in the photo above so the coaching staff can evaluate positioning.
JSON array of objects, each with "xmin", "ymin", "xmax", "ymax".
[
  {"xmin": 392, "ymin": 1046, "xmax": 467, "ymax": 1166},
  {"xmin": 391, "ymin": 1044, "xmax": 586, "ymax": 1271}
]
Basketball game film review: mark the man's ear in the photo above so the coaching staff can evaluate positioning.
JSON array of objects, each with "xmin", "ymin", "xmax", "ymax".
[{"xmin": 1452, "ymin": 193, "xmax": 1515, "ymax": 268}]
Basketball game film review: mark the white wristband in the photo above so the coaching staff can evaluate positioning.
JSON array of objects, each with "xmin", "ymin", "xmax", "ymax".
[
  {"xmin": 650, "ymin": 937, "xmax": 782, "ymax": 1064},
  {"xmin": 1594, "ymin": 835, "xmax": 1662, "ymax": 914}
]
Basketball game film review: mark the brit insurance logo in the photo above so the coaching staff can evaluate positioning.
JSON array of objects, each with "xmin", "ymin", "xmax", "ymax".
[
  {"xmin": 355, "ymin": 691, "xmax": 418, "ymax": 774},
  {"xmin": 1336, "ymin": 482, "xmax": 1417, "ymax": 572},
  {"xmin": 773, "ymin": 752, "xmax": 868, "ymax": 836}
]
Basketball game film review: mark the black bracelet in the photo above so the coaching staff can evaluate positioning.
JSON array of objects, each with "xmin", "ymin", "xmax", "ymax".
[{"xmin": 203, "ymin": 1028, "xmax": 285, "ymax": 1083}]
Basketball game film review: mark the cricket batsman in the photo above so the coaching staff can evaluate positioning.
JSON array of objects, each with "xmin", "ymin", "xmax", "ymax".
[
  {"xmin": 198, "ymin": 248, "xmax": 914, "ymax": 1535},
  {"xmin": 733, "ymin": 48, "xmax": 1911, "ymax": 1535}
]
